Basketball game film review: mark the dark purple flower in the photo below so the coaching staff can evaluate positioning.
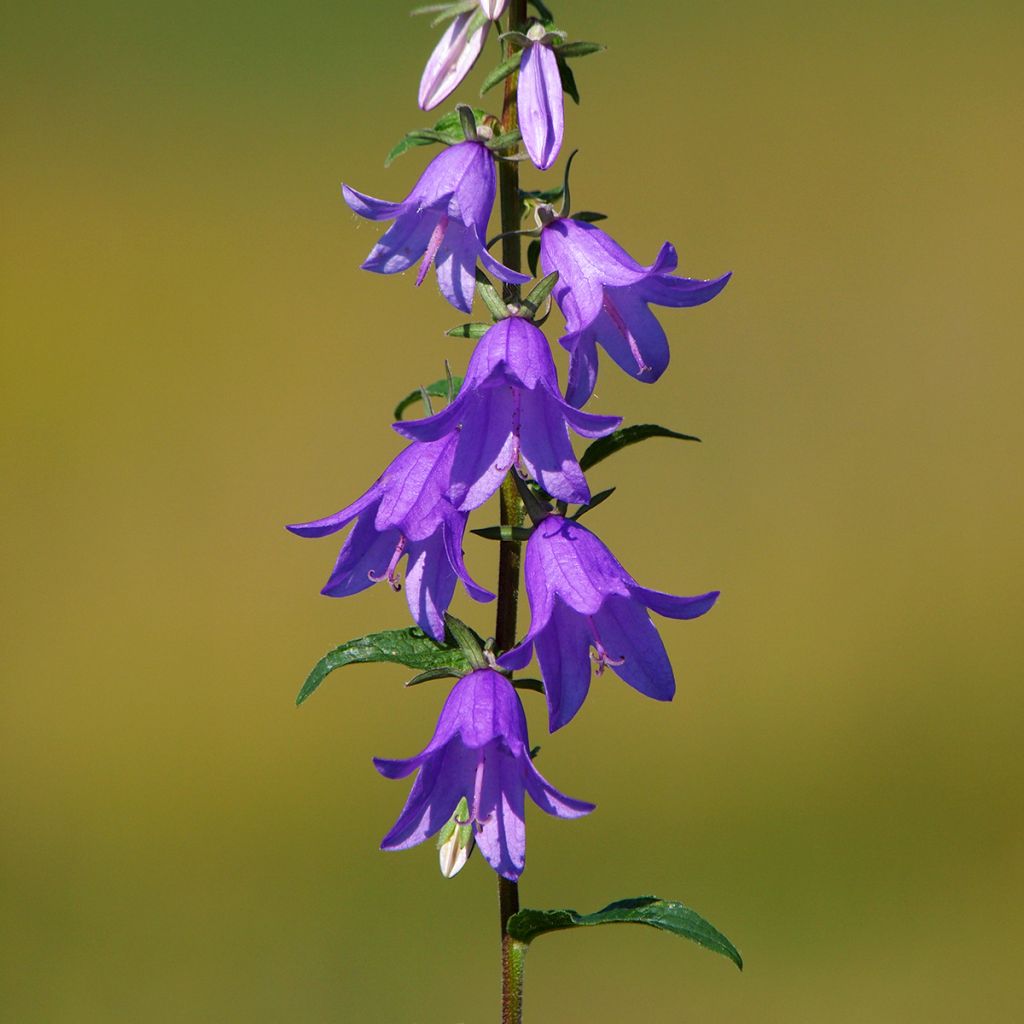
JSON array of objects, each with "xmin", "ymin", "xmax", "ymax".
[
  {"xmin": 343, "ymin": 141, "xmax": 528, "ymax": 313},
  {"xmin": 374, "ymin": 667, "xmax": 594, "ymax": 880},
  {"xmin": 540, "ymin": 216, "xmax": 732, "ymax": 406},
  {"xmin": 393, "ymin": 317, "xmax": 621, "ymax": 510},
  {"xmin": 286, "ymin": 436, "xmax": 493, "ymax": 642},
  {"xmin": 518, "ymin": 35, "xmax": 564, "ymax": 170},
  {"xmin": 499, "ymin": 515, "xmax": 719, "ymax": 731}
]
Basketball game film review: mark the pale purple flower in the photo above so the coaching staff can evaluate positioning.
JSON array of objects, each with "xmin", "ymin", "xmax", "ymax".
[
  {"xmin": 419, "ymin": 10, "xmax": 490, "ymax": 112},
  {"xmin": 478, "ymin": 0, "xmax": 509, "ymax": 18},
  {"xmin": 499, "ymin": 515, "xmax": 719, "ymax": 730},
  {"xmin": 393, "ymin": 317, "xmax": 621, "ymax": 510},
  {"xmin": 519, "ymin": 38, "xmax": 564, "ymax": 170},
  {"xmin": 374, "ymin": 667, "xmax": 595, "ymax": 880},
  {"xmin": 343, "ymin": 141, "xmax": 528, "ymax": 313},
  {"xmin": 286, "ymin": 436, "xmax": 493, "ymax": 642},
  {"xmin": 540, "ymin": 217, "xmax": 732, "ymax": 406}
]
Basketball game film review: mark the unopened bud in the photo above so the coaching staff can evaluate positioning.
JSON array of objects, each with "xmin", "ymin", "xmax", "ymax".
[{"xmin": 437, "ymin": 797, "xmax": 475, "ymax": 878}]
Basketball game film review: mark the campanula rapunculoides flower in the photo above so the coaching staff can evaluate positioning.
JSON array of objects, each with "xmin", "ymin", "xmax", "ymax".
[
  {"xmin": 477, "ymin": 0, "xmax": 509, "ymax": 18},
  {"xmin": 540, "ymin": 215, "xmax": 732, "ymax": 406},
  {"xmin": 393, "ymin": 317, "xmax": 621, "ymax": 510},
  {"xmin": 499, "ymin": 515, "xmax": 719, "ymax": 731},
  {"xmin": 419, "ymin": 10, "xmax": 490, "ymax": 112},
  {"xmin": 343, "ymin": 141, "xmax": 529, "ymax": 313},
  {"xmin": 286, "ymin": 436, "xmax": 493, "ymax": 642},
  {"xmin": 518, "ymin": 30, "xmax": 564, "ymax": 170},
  {"xmin": 374, "ymin": 667, "xmax": 595, "ymax": 880}
]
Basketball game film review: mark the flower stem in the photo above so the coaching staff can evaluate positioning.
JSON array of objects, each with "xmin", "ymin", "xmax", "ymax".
[{"xmin": 496, "ymin": 4, "xmax": 528, "ymax": 1021}]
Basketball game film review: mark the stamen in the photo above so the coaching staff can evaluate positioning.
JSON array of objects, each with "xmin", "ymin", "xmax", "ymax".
[
  {"xmin": 602, "ymin": 293, "xmax": 651, "ymax": 375},
  {"xmin": 367, "ymin": 535, "xmax": 407, "ymax": 591},
  {"xmin": 493, "ymin": 389, "xmax": 523, "ymax": 473},
  {"xmin": 586, "ymin": 616, "xmax": 626, "ymax": 675},
  {"xmin": 470, "ymin": 751, "xmax": 490, "ymax": 831},
  {"xmin": 416, "ymin": 213, "xmax": 448, "ymax": 287}
]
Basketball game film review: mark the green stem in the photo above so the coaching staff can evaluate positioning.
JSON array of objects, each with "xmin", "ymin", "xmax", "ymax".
[{"xmin": 496, "ymin": 4, "xmax": 528, "ymax": 1022}]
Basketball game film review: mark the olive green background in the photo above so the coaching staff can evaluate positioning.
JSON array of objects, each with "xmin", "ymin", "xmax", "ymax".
[{"xmin": 2, "ymin": 2, "xmax": 1021, "ymax": 1021}]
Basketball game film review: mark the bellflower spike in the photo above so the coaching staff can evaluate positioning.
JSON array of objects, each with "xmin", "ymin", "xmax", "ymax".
[
  {"xmin": 499, "ymin": 515, "xmax": 720, "ymax": 731},
  {"xmin": 540, "ymin": 216, "xmax": 732, "ymax": 406},
  {"xmin": 343, "ymin": 141, "xmax": 529, "ymax": 313},
  {"xmin": 286, "ymin": 436, "xmax": 493, "ymax": 643},
  {"xmin": 393, "ymin": 317, "xmax": 621, "ymax": 510},
  {"xmin": 374, "ymin": 668, "xmax": 595, "ymax": 880},
  {"xmin": 519, "ymin": 31, "xmax": 564, "ymax": 170},
  {"xmin": 418, "ymin": 9, "xmax": 489, "ymax": 112}
]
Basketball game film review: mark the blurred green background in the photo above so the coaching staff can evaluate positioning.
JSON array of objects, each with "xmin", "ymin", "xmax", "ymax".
[{"xmin": 2, "ymin": 1, "xmax": 1022, "ymax": 1020}]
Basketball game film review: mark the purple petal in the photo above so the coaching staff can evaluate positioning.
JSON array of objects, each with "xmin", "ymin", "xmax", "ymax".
[
  {"xmin": 404, "ymin": 533, "xmax": 458, "ymax": 642},
  {"xmin": 561, "ymin": 330, "xmax": 600, "ymax": 408},
  {"xmin": 393, "ymin": 390, "xmax": 469, "ymax": 443},
  {"xmin": 341, "ymin": 184, "xmax": 405, "ymax": 221},
  {"xmin": 474, "ymin": 749, "xmax": 526, "ymax": 880},
  {"xmin": 286, "ymin": 488, "xmax": 380, "ymax": 539},
  {"xmin": 594, "ymin": 595, "xmax": 675, "ymax": 702},
  {"xmin": 362, "ymin": 208, "xmax": 445, "ymax": 275},
  {"xmin": 517, "ymin": 388, "xmax": 590, "ymax": 506},
  {"xmin": 523, "ymin": 759, "xmax": 595, "ymax": 818},
  {"xmin": 373, "ymin": 438, "xmax": 452, "ymax": 537},
  {"xmin": 443, "ymin": 514, "xmax": 496, "ymax": 603},
  {"xmin": 546, "ymin": 384, "xmax": 622, "ymax": 439},
  {"xmin": 418, "ymin": 12, "xmax": 490, "ymax": 111},
  {"xmin": 449, "ymin": 389, "xmax": 515, "ymax": 511},
  {"xmin": 534, "ymin": 599, "xmax": 594, "ymax": 731},
  {"xmin": 321, "ymin": 518, "xmax": 400, "ymax": 598},
  {"xmin": 594, "ymin": 290, "xmax": 671, "ymax": 384},
  {"xmin": 633, "ymin": 586, "xmax": 720, "ymax": 620},
  {"xmin": 496, "ymin": 639, "xmax": 534, "ymax": 672},
  {"xmin": 518, "ymin": 43, "xmax": 564, "ymax": 171},
  {"xmin": 479, "ymin": 245, "xmax": 531, "ymax": 286},
  {"xmin": 640, "ymin": 269, "xmax": 732, "ymax": 308},
  {"xmin": 434, "ymin": 223, "xmax": 478, "ymax": 312},
  {"xmin": 478, "ymin": 0, "xmax": 508, "ymax": 17}
]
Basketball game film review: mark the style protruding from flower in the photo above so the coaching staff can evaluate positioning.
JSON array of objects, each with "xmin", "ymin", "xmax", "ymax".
[
  {"xmin": 343, "ymin": 141, "xmax": 529, "ymax": 312},
  {"xmin": 540, "ymin": 215, "xmax": 732, "ymax": 406},
  {"xmin": 286, "ymin": 436, "xmax": 493, "ymax": 642},
  {"xmin": 499, "ymin": 515, "xmax": 720, "ymax": 731},
  {"xmin": 518, "ymin": 25, "xmax": 565, "ymax": 171},
  {"xmin": 393, "ymin": 317, "xmax": 621, "ymax": 510},
  {"xmin": 374, "ymin": 668, "xmax": 595, "ymax": 881}
]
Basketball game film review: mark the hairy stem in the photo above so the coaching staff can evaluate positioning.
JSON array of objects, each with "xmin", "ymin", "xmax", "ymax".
[{"xmin": 497, "ymin": 6, "xmax": 528, "ymax": 1023}]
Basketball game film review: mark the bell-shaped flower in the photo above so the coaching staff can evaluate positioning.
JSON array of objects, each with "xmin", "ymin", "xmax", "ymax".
[
  {"xmin": 518, "ymin": 30, "xmax": 564, "ymax": 170},
  {"xmin": 540, "ymin": 216, "xmax": 732, "ymax": 406},
  {"xmin": 478, "ymin": 0, "xmax": 509, "ymax": 18},
  {"xmin": 419, "ymin": 10, "xmax": 490, "ymax": 112},
  {"xmin": 374, "ymin": 667, "xmax": 595, "ymax": 880},
  {"xmin": 393, "ymin": 317, "xmax": 621, "ymax": 511},
  {"xmin": 286, "ymin": 436, "xmax": 493, "ymax": 642},
  {"xmin": 343, "ymin": 141, "xmax": 529, "ymax": 313},
  {"xmin": 499, "ymin": 515, "xmax": 719, "ymax": 731}
]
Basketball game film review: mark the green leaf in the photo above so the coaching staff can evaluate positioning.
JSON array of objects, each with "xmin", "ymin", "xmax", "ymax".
[
  {"xmin": 297, "ymin": 628, "xmax": 470, "ymax": 706},
  {"xmin": 445, "ymin": 322, "xmax": 491, "ymax": 339},
  {"xmin": 385, "ymin": 107, "xmax": 489, "ymax": 166},
  {"xmin": 393, "ymin": 375, "xmax": 464, "ymax": 421},
  {"xmin": 570, "ymin": 486, "xmax": 616, "ymax": 520},
  {"xmin": 554, "ymin": 41, "xmax": 605, "ymax": 59},
  {"xmin": 528, "ymin": 0, "xmax": 555, "ymax": 21},
  {"xmin": 443, "ymin": 613, "xmax": 486, "ymax": 670},
  {"xmin": 506, "ymin": 897, "xmax": 743, "ymax": 970},
  {"xmin": 486, "ymin": 128, "xmax": 523, "ymax": 152},
  {"xmin": 579, "ymin": 423, "xmax": 701, "ymax": 473},
  {"xmin": 521, "ymin": 184, "xmax": 565, "ymax": 204},
  {"xmin": 480, "ymin": 51, "xmax": 523, "ymax": 96},
  {"xmin": 511, "ymin": 677, "xmax": 545, "ymax": 694},
  {"xmin": 405, "ymin": 667, "xmax": 461, "ymax": 687},
  {"xmin": 557, "ymin": 55, "xmax": 580, "ymax": 104}
]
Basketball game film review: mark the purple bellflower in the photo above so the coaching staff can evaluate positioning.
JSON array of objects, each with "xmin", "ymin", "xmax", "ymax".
[
  {"xmin": 343, "ymin": 141, "xmax": 529, "ymax": 313},
  {"xmin": 374, "ymin": 667, "xmax": 595, "ymax": 880},
  {"xmin": 393, "ymin": 317, "xmax": 621, "ymax": 510},
  {"xmin": 519, "ymin": 29, "xmax": 565, "ymax": 171},
  {"xmin": 499, "ymin": 515, "xmax": 720, "ymax": 731},
  {"xmin": 540, "ymin": 216, "xmax": 732, "ymax": 406},
  {"xmin": 286, "ymin": 436, "xmax": 493, "ymax": 643}
]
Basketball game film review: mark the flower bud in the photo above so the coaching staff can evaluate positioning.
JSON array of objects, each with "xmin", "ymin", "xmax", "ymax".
[
  {"xmin": 478, "ymin": 0, "xmax": 509, "ymax": 18},
  {"xmin": 437, "ymin": 797, "xmax": 475, "ymax": 878},
  {"xmin": 419, "ymin": 11, "xmax": 490, "ymax": 111}
]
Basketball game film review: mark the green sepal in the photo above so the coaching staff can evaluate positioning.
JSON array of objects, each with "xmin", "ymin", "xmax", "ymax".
[
  {"xmin": 405, "ymin": 667, "xmax": 462, "ymax": 687},
  {"xmin": 554, "ymin": 41, "xmax": 605, "ymax": 59},
  {"xmin": 486, "ymin": 128, "xmax": 523, "ymax": 152},
  {"xmin": 456, "ymin": 104, "xmax": 478, "ymax": 141},
  {"xmin": 445, "ymin": 322, "xmax": 491, "ymax": 339},
  {"xmin": 480, "ymin": 51, "xmax": 523, "ymax": 96},
  {"xmin": 506, "ymin": 897, "xmax": 743, "ymax": 970},
  {"xmin": 521, "ymin": 184, "xmax": 565, "ymax": 205},
  {"xmin": 393, "ymin": 375, "xmax": 464, "ymax": 421},
  {"xmin": 557, "ymin": 55, "xmax": 580, "ymax": 104},
  {"xmin": 580, "ymin": 423, "xmax": 701, "ymax": 473},
  {"xmin": 521, "ymin": 271, "xmax": 558, "ymax": 317},
  {"xmin": 385, "ymin": 106, "xmax": 490, "ymax": 167},
  {"xmin": 296, "ymin": 628, "xmax": 471, "ymax": 706},
  {"xmin": 471, "ymin": 525, "xmax": 535, "ymax": 542},
  {"xmin": 528, "ymin": 0, "xmax": 555, "ymax": 23},
  {"xmin": 412, "ymin": 1, "xmax": 477, "ymax": 28},
  {"xmin": 512, "ymin": 677, "xmax": 545, "ymax": 694},
  {"xmin": 443, "ymin": 613, "xmax": 487, "ymax": 670},
  {"xmin": 527, "ymin": 239, "xmax": 541, "ymax": 278},
  {"xmin": 571, "ymin": 210, "xmax": 607, "ymax": 223},
  {"xmin": 570, "ymin": 486, "xmax": 616, "ymax": 520},
  {"xmin": 474, "ymin": 269, "xmax": 510, "ymax": 320}
]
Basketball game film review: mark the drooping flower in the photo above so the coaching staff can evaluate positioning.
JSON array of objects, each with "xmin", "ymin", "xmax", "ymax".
[
  {"xmin": 419, "ymin": 10, "xmax": 489, "ymax": 112},
  {"xmin": 393, "ymin": 317, "xmax": 621, "ymax": 510},
  {"xmin": 540, "ymin": 215, "xmax": 732, "ymax": 406},
  {"xmin": 343, "ymin": 141, "xmax": 528, "ymax": 312},
  {"xmin": 374, "ymin": 668, "xmax": 595, "ymax": 880},
  {"xmin": 518, "ymin": 29, "xmax": 565, "ymax": 170},
  {"xmin": 286, "ymin": 436, "xmax": 493, "ymax": 642},
  {"xmin": 499, "ymin": 515, "xmax": 719, "ymax": 731}
]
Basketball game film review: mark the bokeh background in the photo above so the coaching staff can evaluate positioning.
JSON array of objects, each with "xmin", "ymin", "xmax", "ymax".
[{"xmin": 3, "ymin": 1, "xmax": 1022, "ymax": 1020}]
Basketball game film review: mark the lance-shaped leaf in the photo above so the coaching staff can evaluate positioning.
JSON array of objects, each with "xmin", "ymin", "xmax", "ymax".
[
  {"xmin": 507, "ymin": 897, "xmax": 743, "ymax": 970},
  {"xmin": 297, "ymin": 628, "xmax": 471, "ymax": 706},
  {"xmin": 554, "ymin": 41, "xmax": 605, "ymax": 59},
  {"xmin": 579, "ymin": 423, "xmax": 701, "ymax": 473},
  {"xmin": 485, "ymin": 128, "xmax": 523, "ymax": 152},
  {"xmin": 443, "ymin": 612, "xmax": 487, "ymax": 669},
  {"xmin": 394, "ymin": 375, "xmax": 464, "ymax": 421},
  {"xmin": 385, "ymin": 106, "xmax": 490, "ymax": 166},
  {"xmin": 570, "ymin": 486, "xmax": 616, "ymax": 520},
  {"xmin": 480, "ymin": 50, "xmax": 523, "ymax": 96}
]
